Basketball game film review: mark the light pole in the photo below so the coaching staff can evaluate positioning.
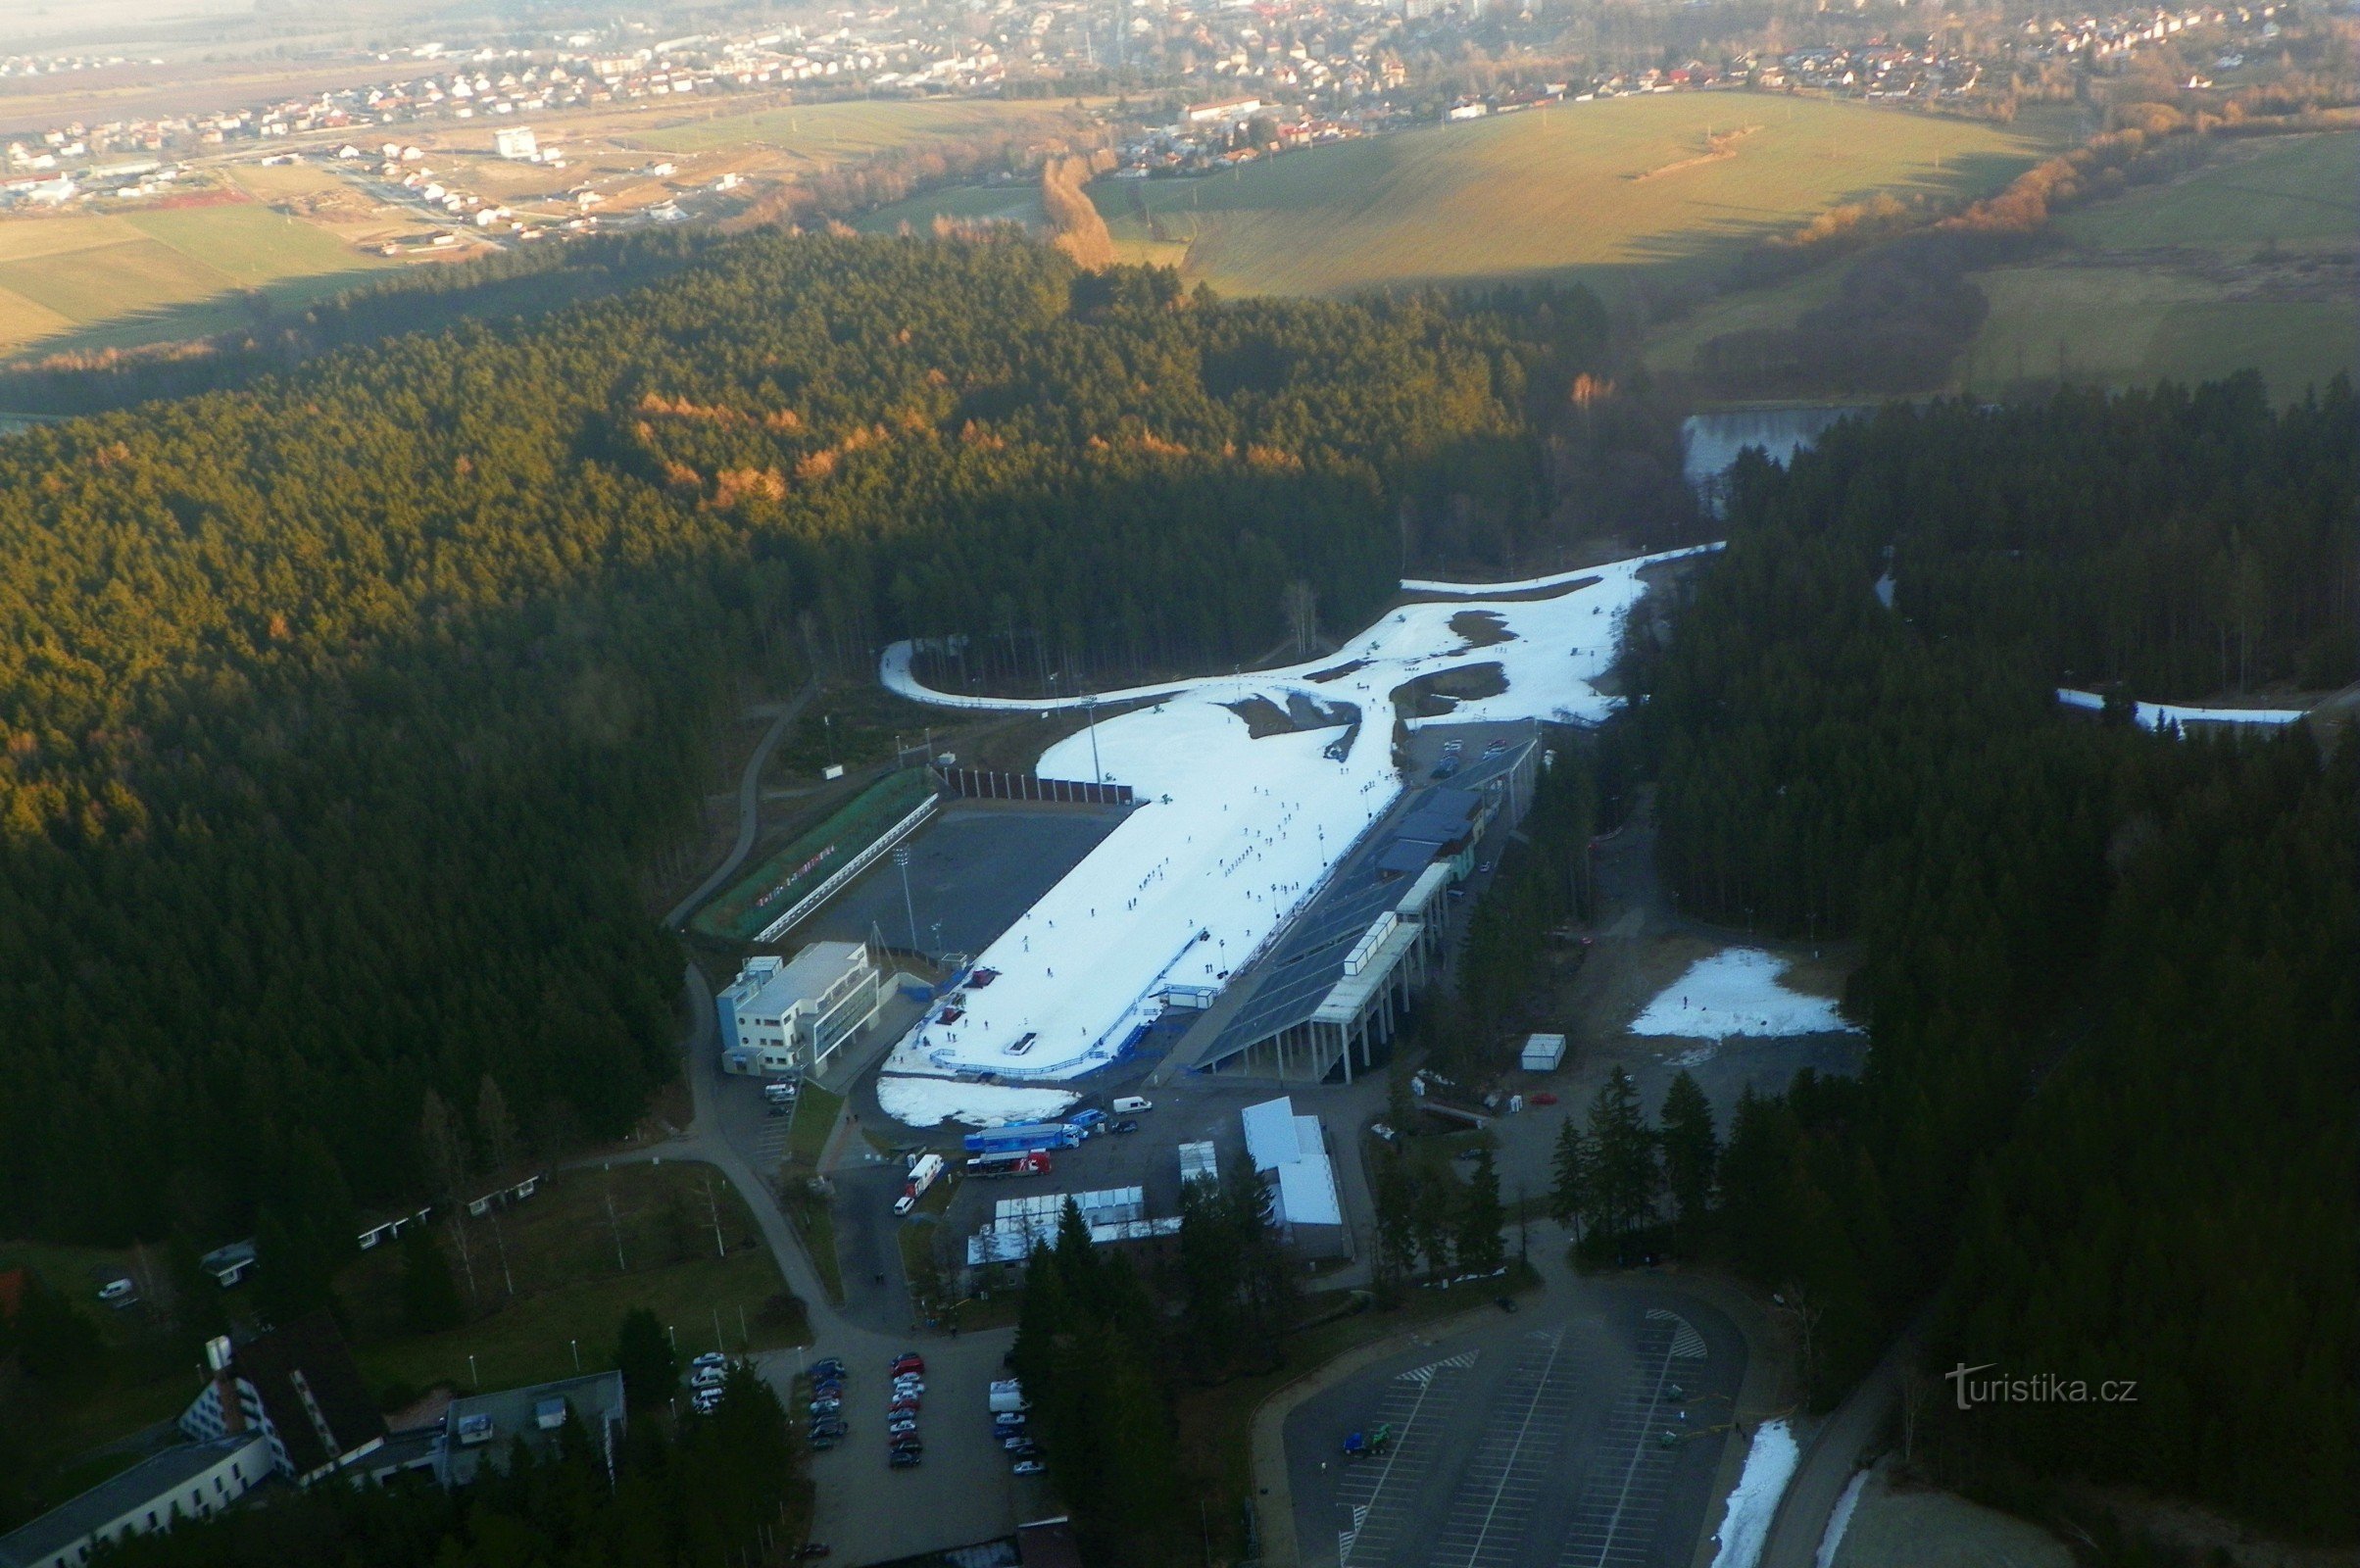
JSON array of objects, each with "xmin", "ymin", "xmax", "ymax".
[
  {"xmin": 894, "ymin": 847, "xmax": 919, "ymax": 953},
  {"xmin": 1085, "ymin": 697, "xmax": 1103, "ymax": 786},
  {"xmin": 569, "ymin": 1339, "xmax": 580, "ymax": 1373}
]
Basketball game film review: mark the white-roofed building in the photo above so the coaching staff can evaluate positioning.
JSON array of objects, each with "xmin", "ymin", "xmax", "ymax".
[
  {"xmin": 1242, "ymin": 1096, "xmax": 1346, "ymax": 1252},
  {"xmin": 717, "ymin": 941, "xmax": 881, "ymax": 1077}
]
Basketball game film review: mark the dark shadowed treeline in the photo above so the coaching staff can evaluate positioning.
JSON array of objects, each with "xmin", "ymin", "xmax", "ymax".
[
  {"xmin": 0, "ymin": 233, "xmax": 1589, "ymax": 1250},
  {"xmin": 1630, "ymin": 378, "xmax": 2355, "ymax": 1539}
]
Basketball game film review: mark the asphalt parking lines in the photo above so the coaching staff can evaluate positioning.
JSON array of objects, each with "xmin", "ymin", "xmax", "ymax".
[
  {"xmin": 1555, "ymin": 1310, "xmax": 1711, "ymax": 1568},
  {"xmin": 1335, "ymin": 1351, "xmax": 1479, "ymax": 1567},
  {"xmin": 1429, "ymin": 1327, "xmax": 1585, "ymax": 1568}
]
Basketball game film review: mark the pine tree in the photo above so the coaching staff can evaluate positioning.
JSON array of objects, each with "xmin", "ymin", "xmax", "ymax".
[
  {"xmin": 1585, "ymin": 1065, "xmax": 1661, "ymax": 1252},
  {"xmin": 1456, "ymin": 1145, "xmax": 1506, "ymax": 1273},
  {"xmin": 613, "ymin": 1307, "xmax": 677, "ymax": 1410},
  {"xmin": 1549, "ymin": 1118, "xmax": 1594, "ymax": 1242},
  {"xmin": 1657, "ymin": 1069, "xmax": 1720, "ymax": 1240}
]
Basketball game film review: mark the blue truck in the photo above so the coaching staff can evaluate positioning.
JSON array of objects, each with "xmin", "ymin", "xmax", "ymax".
[{"xmin": 962, "ymin": 1121, "xmax": 1086, "ymax": 1155}]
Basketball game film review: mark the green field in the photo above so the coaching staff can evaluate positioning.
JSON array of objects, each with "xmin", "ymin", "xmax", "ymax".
[
  {"xmin": 2052, "ymin": 129, "xmax": 2358, "ymax": 248},
  {"xmin": 1648, "ymin": 129, "xmax": 2358, "ymax": 400},
  {"xmin": 1088, "ymin": 94, "xmax": 2072, "ymax": 299},
  {"xmin": 635, "ymin": 96, "xmax": 1094, "ymax": 162},
  {"xmin": 1965, "ymin": 131, "xmax": 2358, "ymax": 398},
  {"xmin": 0, "ymin": 200, "xmax": 394, "ymax": 360},
  {"xmin": 858, "ymin": 179, "xmax": 1049, "ymax": 234}
]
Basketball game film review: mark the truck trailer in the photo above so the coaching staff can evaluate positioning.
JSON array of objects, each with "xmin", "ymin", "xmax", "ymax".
[
  {"xmin": 965, "ymin": 1151, "xmax": 1053, "ymax": 1178},
  {"xmin": 961, "ymin": 1122, "xmax": 1084, "ymax": 1155}
]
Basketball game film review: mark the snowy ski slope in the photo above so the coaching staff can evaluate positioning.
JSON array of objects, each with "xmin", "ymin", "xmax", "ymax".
[{"xmin": 871, "ymin": 547, "xmax": 1713, "ymax": 1102}]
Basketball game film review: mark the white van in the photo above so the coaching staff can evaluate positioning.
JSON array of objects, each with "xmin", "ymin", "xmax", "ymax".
[{"xmin": 1111, "ymin": 1096, "xmax": 1154, "ymax": 1114}]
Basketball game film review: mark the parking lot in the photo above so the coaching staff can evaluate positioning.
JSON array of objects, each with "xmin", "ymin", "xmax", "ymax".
[
  {"xmin": 1286, "ymin": 1291, "xmax": 1745, "ymax": 1568},
  {"xmin": 801, "ymin": 799, "xmax": 1126, "ymax": 960}
]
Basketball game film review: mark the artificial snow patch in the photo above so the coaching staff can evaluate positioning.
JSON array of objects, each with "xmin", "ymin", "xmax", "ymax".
[
  {"xmin": 1815, "ymin": 1468, "xmax": 1870, "ymax": 1568},
  {"xmin": 875, "ymin": 545, "xmax": 1721, "ymax": 1103},
  {"xmin": 875, "ymin": 1075, "xmax": 1079, "ymax": 1129},
  {"xmin": 2056, "ymin": 687, "xmax": 2308, "ymax": 731},
  {"xmin": 1710, "ymin": 1418, "xmax": 1800, "ymax": 1568},
  {"xmin": 1630, "ymin": 948, "xmax": 1857, "ymax": 1039}
]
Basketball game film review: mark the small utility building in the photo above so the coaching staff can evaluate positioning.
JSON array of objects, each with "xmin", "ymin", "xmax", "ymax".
[
  {"xmin": 1242, "ymin": 1097, "xmax": 1346, "ymax": 1254},
  {"xmin": 718, "ymin": 941, "xmax": 881, "ymax": 1077}
]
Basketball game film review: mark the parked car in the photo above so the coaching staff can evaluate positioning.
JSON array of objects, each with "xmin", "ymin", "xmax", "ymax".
[
  {"xmin": 1011, "ymin": 1460, "xmax": 1047, "ymax": 1476},
  {"xmin": 808, "ymin": 1358, "xmax": 846, "ymax": 1380},
  {"xmin": 809, "ymin": 1398, "xmax": 842, "ymax": 1416},
  {"xmin": 1109, "ymin": 1119, "xmax": 1140, "ymax": 1135},
  {"xmin": 692, "ymin": 1367, "xmax": 726, "ymax": 1390},
  {"xmin": 887, "ymin": 1417, "xmax": 919, "ymax": 1437},
  {"xmin": 888, "ymin": 1398, "xmax": 920, "ymax": 1416},
  {"xmin": 888, "ymin": 1449, "xmax": 922, "ymax": 1469},
  {"xmin": 992, "ymin": 1411, "xmax": 1026, "ymax": 1430},
  {"xmin": 893, "ymin": 1378, "xmax": 925, "ymax": 1396},
  {"xmin": 1009, "ymin": 1441, "xmax": 1044, "ymax": 1459},
  {"xmin": 890, "ymin": 1352, "xmax": 924, "ymax": 1376},
  {"xmin": 96, "ymin": 1278, "xmax": 135, "ymax": 1303},
  {"xmin": 795, "ymin": 1545, "xmax": 832, "ymax": 1559},
  {"xmin": 811, "ymin": 1421, "xmax": 848, "ymax": 1441},
  {"xmin": 694, "ymin": 1390, "xmax": 724, "ymax": 1413},
  {"xmin": 1530, "ymin": 1092, "xmax": 1558, "ymax": 1106}
]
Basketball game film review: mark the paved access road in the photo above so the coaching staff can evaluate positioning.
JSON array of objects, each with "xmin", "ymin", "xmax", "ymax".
[{"xmin": 1286, "ymin": 1289, "xmax": 1745, "ymax": 1568}]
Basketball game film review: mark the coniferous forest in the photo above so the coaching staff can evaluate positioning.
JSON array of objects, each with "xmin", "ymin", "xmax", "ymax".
[
  {"xmin": 0, "ymin": 232, "xmax": 1583, "ymax": 1250},
  {"xmin": 1633, "ymin": 379, "xmax": 2356, "ymax": 1539}
]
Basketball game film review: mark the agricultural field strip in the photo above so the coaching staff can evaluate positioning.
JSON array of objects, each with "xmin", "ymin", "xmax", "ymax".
[
  {"xmin": 1556, "ymin": 1312, "xmax": 1709, "ymax": 1568},
  {"xmin": 1431, "ymin": 1327, "xmax": 1583, "ymax": 1568},
  {"xmin": 1337, "ymin": 1351, "xmax": 1479, "ymax": 1566}
]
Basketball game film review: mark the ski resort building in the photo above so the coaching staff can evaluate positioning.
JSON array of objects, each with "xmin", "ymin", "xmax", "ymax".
[
  {"xmin": 1187, "ymin": 738, "xmax": 1540, "ymax": 1082},
  {"xmin": 718, "ymin": 941, "xmax": 881, "ymax": 1077}
]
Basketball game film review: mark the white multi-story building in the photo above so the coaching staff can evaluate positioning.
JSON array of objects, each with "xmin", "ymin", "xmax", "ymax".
[{"xmin": 718, "ymin": 941, "xmax": 882, "ymax": 1077}]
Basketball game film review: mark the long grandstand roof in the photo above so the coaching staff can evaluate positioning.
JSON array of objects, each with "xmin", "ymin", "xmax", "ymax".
[{"xmin": 1188, "ymin": 739, "xmax": 1534, "ymax": 1071}]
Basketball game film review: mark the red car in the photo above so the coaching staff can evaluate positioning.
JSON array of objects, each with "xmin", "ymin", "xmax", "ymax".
[
  {"xmin": 1529, "ymin": 1092, "xmax": 1559, "ymax": 1106},
  {"xmin": 890, "ymin": 1353, "xmax": 924, "ymax": 1377}
]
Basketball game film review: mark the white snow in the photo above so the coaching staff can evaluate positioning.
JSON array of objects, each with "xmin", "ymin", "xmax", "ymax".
[
  {"xmin": 1710, "ymin": 1418, "xmax": 1800, "ymax": 1568},
  {"xmin": 1814, "ymin": 1468, "xmax": 1871, "ymax": 1568},
  {"xmin": 2056, "ymin": 687, "xmax": 2308, "ymax": 731},
  {"xmin": 1629, "ymin": 948, "xmax": 1858, "ymax": 1039},
  {"xmin": 874, "ymin": 546, "xmax": 1716, "ymax": 1108},
  {"xmin": 874, "ymin": 1075, "xmax": 1078, "ymax": 1128}
]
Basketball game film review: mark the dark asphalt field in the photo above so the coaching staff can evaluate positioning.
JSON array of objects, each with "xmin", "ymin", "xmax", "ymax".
[
  {"xmin": 802, "ymin": 800, "xmax": 1125, "ymax": 959},
  {"xmin": 1287, "ymin": 1289, "xmax": 1746, "ymax": 1568}
]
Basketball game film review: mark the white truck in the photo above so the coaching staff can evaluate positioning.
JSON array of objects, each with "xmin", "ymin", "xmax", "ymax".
[
  {"xmin": 894, "ymin": 1152, "xmax": 947, "ymax": 1216},
  {"xmin": 989, "ymin": 1379, "xmax": 1030, "ymax": 1414}
]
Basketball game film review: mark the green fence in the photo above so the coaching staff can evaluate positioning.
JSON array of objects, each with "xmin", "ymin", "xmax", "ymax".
[{"xmin": 692, "ymin": 768, "xmax": 938, "ymax": 943}]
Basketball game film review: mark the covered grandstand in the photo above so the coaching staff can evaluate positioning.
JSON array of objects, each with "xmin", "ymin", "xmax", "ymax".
[{"xmin": 1182, "ymin": 736, "xmax": 1541, "ymax": 1082}]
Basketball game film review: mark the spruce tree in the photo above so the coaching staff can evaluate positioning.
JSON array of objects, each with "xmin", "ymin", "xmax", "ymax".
[{"xmin": 1657, "ymin": 1069, "xmax": 1720, "ymax": 1240}]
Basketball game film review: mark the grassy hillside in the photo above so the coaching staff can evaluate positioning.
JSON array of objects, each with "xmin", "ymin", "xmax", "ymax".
[
  {"xmin": 1963, "ymin": 130, "xmax": 2357, "ymax": 397},
  {"xmin": 1089, "ymin": 94, "xmax": 2072, "ymax": 298},
  {"xmin": 0, "ymin": 199, "xmax": 395, "ymax": 360},
  {"xmin": 1650, "ymin": 129, "xmax": 2358, "ymax": 400}
]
